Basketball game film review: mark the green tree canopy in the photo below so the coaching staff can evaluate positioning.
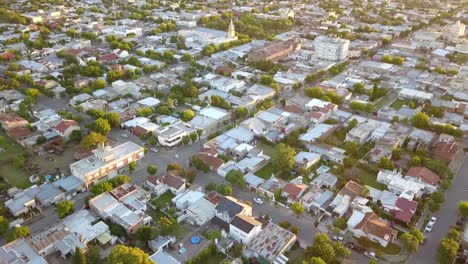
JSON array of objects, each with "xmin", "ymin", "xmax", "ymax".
[
  {"xmin": 107, "ymin": 245, "xmax": 152, "ymax": 264},
  {"xmin": 57, "ymin": 200, "xmax": 75, "ymax": 219},
  {"xmin": 272, "ymin": 143, "xmax": 296, "ymax": 175},
  {"xmin": 6, "ymin": 226, "xmax": 30, "ymax": 242},
  {"xmin": 147, "ymin": 165, "xmax": 158, "ymax": 175},
  {"xmin": 225, "ymin": 170, "xmax": 246, "ymax": 188},
  {"xmin": 71, "ymin": 247, "xmax": 86, "ymax": 264}
]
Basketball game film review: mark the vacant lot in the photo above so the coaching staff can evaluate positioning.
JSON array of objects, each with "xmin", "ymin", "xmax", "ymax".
[
  {"xmin": 151, "ymin": 191, "xmax": 175, "ymax": 209},
  {"xmin": 389, "ymin": 99, "xmax": 407, "ymax": 110},
  {"xmin": 255, "ymin": 163, "xmax": 273, "ymax": 180},
  {"xmin": 0, "ymin": 132, "xmax": 30, "ymax": 188}
]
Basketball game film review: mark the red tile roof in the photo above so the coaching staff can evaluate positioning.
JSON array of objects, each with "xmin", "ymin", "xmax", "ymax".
[
  {"xmin": 133, "ymin": 125, "xmax": 148, "ymax": 136},
  {"xmin": 355, "ymin": 212, "xmax": 396, "ymax": 241},
  {"xmin": 406, "ymin": 167, "xmax": 440, "ymax": 186},
  {"xmin": 7, "ymin": 126, "xmax": 33, "ymax": 139},
  {"xmin": 195, "ymin": 153, "xmax": 225, "ymax": 170},
  {"xmin": 0, "ymin": 52, "xmax": 15, "ymax": 60},
  {"xmin": 98, "ymin": 53, "xmax": 118, "ymax": 62},
  {"xmin": 282, "ymin": 183, "xmax": 307, "ymax": 201},
  {"xmin": 54, "ymin": 119, "xmax": 79, "ymax": 134},
  {"xmin": 393, "ymin": 197, "xmax": 418, "ymax": 224},
  {"xmin": 283, "ymin": 105, "xmax": 303, "ymax": 114}
]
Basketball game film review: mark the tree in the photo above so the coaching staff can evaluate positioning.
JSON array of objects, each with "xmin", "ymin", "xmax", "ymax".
[
  {"xmin": 447, "ymin": 228, "xmax": 460, "ymax": 241},
  {"xmin": 225, "ymin": 170, "xmax": 246, "ymax": 188},
  {"xmin": 110, "ymin": 224, "xmax": 127, "ymax": 237},
  {"xmin": 304, "ymin": 87, "xmax": 324, "ymax": 98},
  {"xmin": 91, "ymin": 182, "xmax": 113, "ymax": 196},
  {"xmin": 81, "ymin": 132, "xmax": 107, "ymax": 149},
  {"xmin": 333, "ymin": 241, "xmax": 351, "ymax": 259},
  {"xmin": 147, "ymin": 165, "xmax": 158, "ymax": 175},
  {"xmin": 86, "ymin": 244, "xmax": 101, "ymax": 264},
  {"xmin": 70, "ymin": 130, "xmax": 82, "ymax": 141},
  {"xmin": 0, "ymin": 216, "xmax": 9, "ymax": 235},
  {"xmin": 409, "ymin": 227, "xmax": 424, "ymax": 243},
  {"xmin": 333, "ymin": 217, "xmax": 348, "ymax": 230},
  {"xmin": 459, "ymin": 200, "xmax": 468, "ymax": 218},
  {"xmin": 290, "ymin": 202, "xmax": 304, "ymax": 216},
  {"xmin": 13, "ymin": 155, "xmax": 25, "ymax": 168},
  {"xmin": 272, "ymin": 143, "xmax": 296, "ymax": 175},
  {"xmin": 190, "ymin": 132, "xmax": 198, "ymax": 143},
  {"xmin": 35, "ymin": 135, "xmax": 47, "ymax": 145},
  {"xmin": 206, "ymin": 182, "xmax": 217, "ymax": 191},
  {"xmin": 353, "ymin": 83, "xmax": 365, "ymax": 93},
  {"xmin": 89, "ymin": 118, "xmax": 111, "ymax": 135},
  {"xmin": 369, "ymin": 260, "xmax": 377, "ymax": 264},
  {"xmin": 235, "ymin": 106, "xmax": 248, "ymax": 119},
  {"xmin": 159, "ymin": 216, "xmax": 178, "ymax": 236},
  {"xmin": 430, "ymin": 191, "xmax": 445, "ymax": 204},
  {"xmin": 307, "ymin": 233, "xmax": 336, "ymax": 264},
  {"xmin": 103, "ymin": 112, "xmax": 121, "ymax": 127},
  {"xmin": 71, "ymin": 247, "xmax": 86, "ymax": 264},
  {"xmin": 379, "ymin": 157, "xmax": 394, "ymax": 170},
  {"xmin": 182, "ymin": 135, "xmax": 190, "ymax": 145},
  {"xmin": 411, "ymin": 112, "xmax": 431, "ymax": 129},
  {"xmin": 306, "ymin": 257, "xmax": 327, "ymax": 264},
  {"xmin": 128, "ymin": 161, "xmax": 137, "ymax": 172},
  {"xmin": 180, "ymin": 109, "xmax": 195, "ymax": 122},
  {"xmin": 107, "ymin": 245, "xmax": 152, "ymax": 264},
  {"xmin": 134, "ymin": 226, "xmax": 158, "ymax": 246},
  {"xmin": 6, "ymin": 226, "xmax": 30, "ymax": 242},
  {"xmin": 57, "ymin": 200, "xmax": 74, "ymax": 219},
  {"xmin": 401, "ymin": 232, "xmax": 419, "ymax": 253},
  {"xmin": 217, "ymin": 184, "xmax": 232, "ymax": 196},
  {"xmin": 437, "ymin": 238, "xmax": 459, "ymax": 264}
]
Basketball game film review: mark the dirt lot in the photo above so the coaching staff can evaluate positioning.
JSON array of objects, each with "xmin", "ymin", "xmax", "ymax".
[{"xmin": 28, "ymin": 142, "xmax": 82, "ymax": 177}]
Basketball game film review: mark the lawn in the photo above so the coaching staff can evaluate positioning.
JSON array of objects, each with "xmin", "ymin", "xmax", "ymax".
[
  {"xmin": 351, "ymin": 141, "xmax": 375, "ymax": 160},
  {"xmin": 323, "ymin": 128, "xmax": 346, "ymax": 147},
  {"xmin": 389, "ymin": 99, "xmax": 406, "ymax": 110},
  {"xmin": 0, "ymin": 133, "xmax": 25, "ymax": 162},
  {"xmin": 358, "ymin": 239, "xmax": 402, "ymax": 255},
  {"xmin": 258, "ymin": 142, "xmax": 279, "ymax": 160},
  {"xmin": 147, "ymin": 209, "xmax": 166, "ymax": 222},
  {"xmin": 285, "ymin": 247, "xmax": 307, "ymax": 264},
  {"xmin": 204, "ymin": 252, "xmax": 227, "ymax": 264},
  {"xmin": 151, "ymin": 191, "xmax": 175, "ymax": 209},
  {"xmin": 0, "ymin": 163, "xmax": 31, "ymax": 188},
  {"xmin": 255, "ymin": 163, "xmax": 273, "ymax": 179},
  {"xmin": 359, "ymin": 168, "xmax": 385, "ymax": 190},
  {"xmin": 374, "ymin": 94, "xmax": 394, "ymax": 110}
]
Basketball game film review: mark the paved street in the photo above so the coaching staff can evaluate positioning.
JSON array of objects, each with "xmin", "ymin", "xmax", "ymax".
[{"xmin": 411, "ymin": 153, "xmax": 468, "ymax": 264}]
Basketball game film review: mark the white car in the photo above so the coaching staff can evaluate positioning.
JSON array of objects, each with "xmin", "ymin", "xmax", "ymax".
[
  {"xmin": 253, "ymin": 197, "xmax": 264, "ymax": 204},
  {"xmin": 333, "ymin": 236, "xmax": 344, "ymax": 242},
  {"xmin": 121, "ymin": 134, "xmax": 128, "ymax": 138},
  {"xmin": 425, "ymin": 217, "xmax": 437, "ymax": 232},
  {"xmin": 364, "ymin": 251, "xmax": 376, "ymax": 259},
  {"xmin": 150, "ymin": 148, "xmax": 158, "ymax": 153}
]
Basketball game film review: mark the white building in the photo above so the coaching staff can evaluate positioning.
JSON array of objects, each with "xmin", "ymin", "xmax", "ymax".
[
  {"xmin": 314, "ymin": 36, "xmax": 350, "ymax": 62},
  {"xmin": 178, "ymin": 20, "xmax": 237, "ymax": 49},
  {"xmin": 70, "ymin": 142, "xmax": 144, "ymax": 187},
  {"xmin": 442, "ymin": 21, "xmax": 465, "ymax": 41},
  {"xmin": 229, "ymin": 214, "xmax": 262, "ymax": 245}
]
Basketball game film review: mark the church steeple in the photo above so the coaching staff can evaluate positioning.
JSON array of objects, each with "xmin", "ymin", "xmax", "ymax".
[{"xmin": 228, "ymin": 19, "xmax": 235, "ymax": 38}]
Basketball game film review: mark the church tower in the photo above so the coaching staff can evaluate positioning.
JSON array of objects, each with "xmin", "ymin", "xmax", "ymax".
[{"xmin": 228, "ymin": 19, "xmax": 235, "ymax": 38}]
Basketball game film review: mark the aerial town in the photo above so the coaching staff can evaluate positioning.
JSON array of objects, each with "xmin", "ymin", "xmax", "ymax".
[{"xmin": 0, "ymin": 0, "xmax": 467, "ymax": 264}]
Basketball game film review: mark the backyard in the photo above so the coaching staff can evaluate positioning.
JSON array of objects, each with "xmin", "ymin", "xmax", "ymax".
[
  {"xmin": 151, "ymin": 191, "xmax": 175, "ymax": 209},
  {"xmin": 255, "ymin": 163, "xmax": 273, "ymax": 179},
  {"xmin": 0, "ymin": 132, "xmax": 30, "ymax": 188},
  {"xmin": 389, "ymin": 99, "xmax": 407, "ymax": 110},
  {"xmin": 358, "ymin": 168, "xmax": 385, "ymax": 191}
]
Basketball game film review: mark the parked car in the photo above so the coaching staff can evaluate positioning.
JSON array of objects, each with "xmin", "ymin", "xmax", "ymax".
[
  {"xmin": 150, "ymin": 148, "xmax": 158, "ymax": 153},
  {"xmin": 333, "ymin": 236, "xmax": 344, "ymax": 242},
  {"xmin": 121, "ymin": 134, "xmax": 128, "ymax": 138},
  {"xmin": 253, "ymin": 197, "xmax": 264, "ymax": 204},
  {"xmin": 364, "ymin": 251, "xmax": 376, "ymax": 259},
  {"xmin": 425, "ymin": 216, "xmax": 437, "ymax": 232}
]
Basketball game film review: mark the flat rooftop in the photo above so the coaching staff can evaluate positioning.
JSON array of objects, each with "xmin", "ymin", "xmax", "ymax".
[{"xmin": 70, "ymin": 141, "xmax": 143, "ymax": 178}]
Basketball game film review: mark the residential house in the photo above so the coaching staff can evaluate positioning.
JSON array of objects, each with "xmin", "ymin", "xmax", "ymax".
[
  {"xmin": 282, "ymin": 183, "xmax": 308, "ymax": 204},
  {"xmin": 405, "ymin": 167, "xmax": 440, "ymax": 187},
  {"xmin": 301, "ymin": 188, "xmax": 334, "ymax": 214},
  {"xmin": 347, "ymin": 209, "xmax": 397, "ymax": 247},
  {"xmin": 214, "ymin": 196, "xmax": 252, "ymax": 229},
  {"xmin": 294, "ymin": 151, "xmax": 321, "ymax": 170},
  {"xmin": 145, "ymin": 171, "xmax": 186, "ymax": 196},
  {"xmin": 244, "ymin": 173, "xmax": 265, "ymax": 192},
  {"xmin": 0, "ymin": 239, "xmax": 47, "ymax": 264},
  {"xmin": 307, "ymin": 142, "xmax": 346, "ymax": 165},
  {"xmin": 244, "ymin": 222, "xmax": 297, "ymax": 264},
  {"xmin": 311, "ymin": 173, "xmax": 338, "ymax": 189},
  {"xmin": 346, "ymin": 120, "xmax": 381, "ymax": 144},
  {"xmin": 429, "ymin": 133, "xmax": 460, "ymax": 163},
  {"xmin": 0, "ymin": 112, "xmax": 28, "ymax": 130},
  {"xmin": 392, "ymin": 197, "xmax": 418, "ymax": 225},
  {"xmin": 258, "ymin": 177, "xmax": 287, "ymax": 201},
  {"xmin": 229, "ymin": 214, "xmax": 262, "ymax": 245},
  {"xmin": 328, "ymin": 181, "xmax": 365, "ymax": 217},
  {"xmin": 54, "ymin": 119, "xmax": 80, "ymax": 141},
  {"xmin": 172, "ymin": 189, "xmax": 205, "ymax": 210},
  {"xmin": 183, "ymin": 197, "xmax": 216, "ymax": 226},
  {"xmin": 376, "ymin": 170, "xmax": 431, "ymax": 199}
]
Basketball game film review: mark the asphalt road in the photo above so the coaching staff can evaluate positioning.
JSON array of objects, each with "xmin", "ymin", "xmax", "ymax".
[{"xmin": 411, "ymin": 153, "xmax": 468, "ymax": 264}]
